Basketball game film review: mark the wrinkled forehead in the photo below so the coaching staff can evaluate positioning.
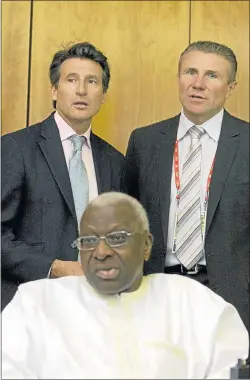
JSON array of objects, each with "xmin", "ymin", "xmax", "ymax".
[
  {"xmin": 81, "ymin": 202, "xmax": 139, "ymax": 234},
  {"xmin": 59, "ymin": 57, "xmax": 103, "ymax": 77},
  {"xmin": 179, "ymin": 50, "xmax": 231, "ymax": 74}
]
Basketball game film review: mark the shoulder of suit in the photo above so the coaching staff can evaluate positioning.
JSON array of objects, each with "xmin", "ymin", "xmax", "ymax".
[
  {"xmin": 1, "ymin": 112, "xmax": 55, "ymax": 142},
  {"xmin": 131, "ymin": 114, "xmax": 180, "ymax": 136},
  {"xmin": 224, "ymin": 109, "xmax": 249, "ymax": 129},
  {"xmin": 91, "ymin": 132, "xmax": 124, "ymax": 157}
]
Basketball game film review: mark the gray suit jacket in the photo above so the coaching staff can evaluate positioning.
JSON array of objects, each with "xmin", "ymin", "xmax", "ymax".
[
  {"xmin": 123, "ymin": 110, "xmax": 250, "ymax": 332},
  {"xmin": 1, "ymin": 113, "xmax": 125, "ymax": 309}
]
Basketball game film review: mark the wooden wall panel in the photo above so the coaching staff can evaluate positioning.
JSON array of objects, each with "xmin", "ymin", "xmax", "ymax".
[
  {"xmin": 190, "ymin": 1, "xmax": 249, "ymax": 122},
  {"xmin": 29, "ymin": 1, "xmax": 189, "ymax": 153},
  {"xmin": 2, "ymin": 1, "xmax": 31, "ymax": 135}
]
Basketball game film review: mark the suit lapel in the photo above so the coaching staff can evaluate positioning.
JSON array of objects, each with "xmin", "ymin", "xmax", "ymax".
[
  {"xmin": 156, "ymin": 116, "xmax": 179, "ymax": 244},
  {"xmin": 205, "ymin": 111, "xmax": 240, "ymax": 235},
  {"xmin": 38, "ymin": 114, "xmax": 77, "ymax": 222},
  {"xmin": 91, "ymin": 133, "xmax": 111, "ymax": 193}
]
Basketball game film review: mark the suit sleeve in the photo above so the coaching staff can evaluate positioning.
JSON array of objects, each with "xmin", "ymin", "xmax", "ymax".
[
  {"xmin": 111, "ymin": 150, "xmax": 125, "ymax": 192},
  {"xmin": 1, "ymin": 135, "xmax": 54, "ymax": 283},
  {"xmin": 122, "ymin": 130, "xmax": 140, "ymax": 199}
]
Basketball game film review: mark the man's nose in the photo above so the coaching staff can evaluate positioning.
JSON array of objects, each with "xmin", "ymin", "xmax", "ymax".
[
  {"xmin": 192, "ymin": 75, "xmax": 206, "ymax": 90},
  {"xmin": 76, "ymin": 81, "xmax": 87, "ymax": 95},
  {"xmin": 93, "ymin": 239, "xmax": 113, "ymax": 260}
]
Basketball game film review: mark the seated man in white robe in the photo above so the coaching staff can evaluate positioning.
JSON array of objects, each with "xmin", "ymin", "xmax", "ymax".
[{"xmin": 2, "ymin": 192, "xmax": 249, "ymax": 379}]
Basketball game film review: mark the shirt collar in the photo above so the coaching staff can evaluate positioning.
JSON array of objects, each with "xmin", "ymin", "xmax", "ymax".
[
  {"xmin": 54, "ymin": 111, "xmax": 92, "ymax": 148},
  {"xmin": 178, "ymin": 108, "xmax": 224, "ymax": 143}
]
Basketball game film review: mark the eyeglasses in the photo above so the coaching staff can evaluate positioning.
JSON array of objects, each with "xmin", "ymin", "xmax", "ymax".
[{"xmin": 72, "ymin": 231, "xmax": 145, "ymax": 251}]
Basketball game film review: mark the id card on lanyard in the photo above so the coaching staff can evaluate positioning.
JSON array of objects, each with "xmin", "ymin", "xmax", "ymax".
[{"xmin": 172, "ymin": 139, "xmax": 215, "ymax": 253}]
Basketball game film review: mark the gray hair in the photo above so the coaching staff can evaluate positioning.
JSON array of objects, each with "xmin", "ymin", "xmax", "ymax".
[
  {"xmin": 85, "ymin": 192, "xmax": 149, "ymax": 232},
  {"xmin": 178, "ymin": 41, "xmax": 237, "ymax": 83}
]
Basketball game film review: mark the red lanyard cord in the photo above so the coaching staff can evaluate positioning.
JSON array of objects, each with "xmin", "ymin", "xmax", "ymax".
[{"xmin": 174, "ymin": 140, "xmax": 214, "ymax": 200}]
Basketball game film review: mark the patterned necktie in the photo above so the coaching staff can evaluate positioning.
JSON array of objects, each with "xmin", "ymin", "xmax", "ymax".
[
  {"xmin": 175, "ymin": 126, "xmax": 205, "ymax": 269},
  {"xmin": 69, "ymin": 135, "xmax": 89, "ymax": 227}
]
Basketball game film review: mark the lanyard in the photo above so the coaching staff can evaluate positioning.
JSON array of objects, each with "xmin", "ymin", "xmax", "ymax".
[{"xmin": 172, "ymin": 140, "xmax": 215, "ymax": 252}]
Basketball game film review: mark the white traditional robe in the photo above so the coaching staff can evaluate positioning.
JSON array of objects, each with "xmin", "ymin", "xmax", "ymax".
[{"xmin": 2, "ymin": 274, "xmax": 248, "ymax": 379}]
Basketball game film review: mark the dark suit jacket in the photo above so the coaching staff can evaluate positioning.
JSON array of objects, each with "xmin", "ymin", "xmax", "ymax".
[
  {"xmin": 123, "ymin": 110, "xmax": 250, "ymax": 331},
  {"xmin": 1, "ymin": 113, "xmax": 125, "ymax": 310}
]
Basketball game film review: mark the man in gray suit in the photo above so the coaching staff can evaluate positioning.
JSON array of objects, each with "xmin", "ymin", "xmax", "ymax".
[
  {"xmin": 1, "ymin": 42, "xmax": 124, "ymax": 310},
  {"xmin": 123, "ymin": 41, "xmax": 249, "ymax": 335}
]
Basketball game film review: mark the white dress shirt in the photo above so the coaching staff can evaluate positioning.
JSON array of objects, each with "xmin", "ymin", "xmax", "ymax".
[
  {"xmin": 165, "ymin": 109, "xmax": 224, "ymax": 266},
  {"xmin": 2, "ymin": 273, "xmax": 248, "ymax": 379},
  {"xmin": 54, "ymin": 111, "xmax": 98, "ymax": 202}
]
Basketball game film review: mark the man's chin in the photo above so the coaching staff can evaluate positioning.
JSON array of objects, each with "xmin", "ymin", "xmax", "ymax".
[
  {"xmin": 94, "ymin": 283, "xmax": 122, "ymax": 296},
  {"xmin": 71, "ymin": 107, "xmax": 101, "ymax": 122},
  {"xmin": 86, "ymin": 272, "xmax": 143, "ymax": 296},
  {"xmin": 71, "ymin": 114, "xmax": 92, "ymax": 123}
]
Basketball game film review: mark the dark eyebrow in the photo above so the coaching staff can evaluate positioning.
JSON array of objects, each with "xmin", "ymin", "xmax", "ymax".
[
  {"xmin": 64, "ymin": 73, "xmax": 100, "ymax": 80},
  {"xmin": 65, "ymin": 72, "xmax": 79, "ymax": 78},
  {"xmin": 183, "ymin": 68, "xmax": 219, "ymax": 76},
  {"xmin": 205, "ymin": 70, "xmax": 218, "ymax": 75},
  {"xmin": 85, "ymin": 74, "xmax": 101, "ymax": 80},
  {"xmin": 183, "ymin": 67, "xmax": 198, "ymax": 72}
]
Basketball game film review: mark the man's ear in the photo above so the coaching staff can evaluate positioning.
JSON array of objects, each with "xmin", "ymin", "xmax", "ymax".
[
  {"xmin": 51, "ymin": 85, "xmax": 58, "ymax": 101},
  {"xmin": 101, "ymin": 92, "xmax": 106, "ymax": 104},
  {"xmin": 226, "ymin": 80, "xmax": 237, "ymax": 99},
  {"xmin": 144, "ymin": 233, "xmax": 153, "ymax": 262}
]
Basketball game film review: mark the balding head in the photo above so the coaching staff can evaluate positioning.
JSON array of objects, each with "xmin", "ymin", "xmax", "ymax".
[{"xmin": 81, "ymin": 192, "xmax": 149, "ymax": 232}]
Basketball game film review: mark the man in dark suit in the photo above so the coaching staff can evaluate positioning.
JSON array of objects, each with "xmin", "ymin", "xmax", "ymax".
[
  {"xmin": 123, "ymin": 41, "xmax": 250, "ymax": 333},
  {"xmin": 1, "ymin": 42, "xmax": 124, "ymax": 310}
]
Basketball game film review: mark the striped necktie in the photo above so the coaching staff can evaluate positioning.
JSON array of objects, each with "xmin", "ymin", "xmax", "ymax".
[
  {"xmin": 175, "ymin": 126, "xmax": 205, "ymax": 269},
  {"xmin": 69, "ymin": 135, "xmax": 89, "ymax": 227}
]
